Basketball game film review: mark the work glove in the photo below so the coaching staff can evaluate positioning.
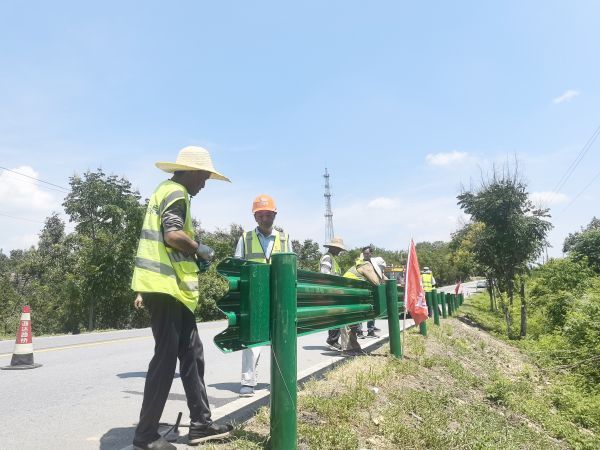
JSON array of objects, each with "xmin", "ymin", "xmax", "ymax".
[{"xmin": 195, "ymin": 243, "xmax": 215, "ymax": 273}]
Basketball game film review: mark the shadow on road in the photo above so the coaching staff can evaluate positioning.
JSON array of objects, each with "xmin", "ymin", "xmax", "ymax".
[
  {"xmin": 100, "ymin": 425, "xmax": 135, "ymax": 450},
  {"xmin": 100, "ymin": 424, "xmax": 184, "ymax": 450},
  {"xmin": 209, "ymin": 382, "xmax": 269, "ymax": 393},
  {"xmin": 301, "ymin": 345, "xmax": 340, "ymax": 355},
  {"xmin": 122, "ymin": 389, "xmax": 188, "ymax": 402},
  {"xmin": 117, "ymin": 371, "xmax": 180, "ymax": 379}
]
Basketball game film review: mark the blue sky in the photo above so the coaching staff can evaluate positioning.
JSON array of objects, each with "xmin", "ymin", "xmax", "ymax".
[{"xmin": 1, "ymin": 1, "xmax": 599, "ymax": 257}]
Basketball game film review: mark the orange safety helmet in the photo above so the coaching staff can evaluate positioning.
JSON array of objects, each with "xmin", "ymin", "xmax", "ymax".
[{"xmin": 252, "ymin": 194, "xmax": 277, "ymax": 214}]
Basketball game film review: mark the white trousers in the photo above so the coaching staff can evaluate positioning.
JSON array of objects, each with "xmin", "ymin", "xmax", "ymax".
[{"xmin": 241, "ymin": 346, "xmax": 264, "ymax": 387}]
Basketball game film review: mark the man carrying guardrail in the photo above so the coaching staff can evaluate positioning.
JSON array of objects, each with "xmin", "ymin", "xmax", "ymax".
[
  {"xmin": 320, "ymin": 236, "xmax": 347, "ymax": 351},
  {"xmin": 234, "ymin": 194, "xmax": 291, "ymax": 397}
]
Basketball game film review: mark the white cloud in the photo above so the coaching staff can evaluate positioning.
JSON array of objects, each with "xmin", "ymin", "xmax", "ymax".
[
  {"xmin": 530, "ymin": 191, "xmax": 569, "ymax": 206},
  {"xmin": 0, "ymin": 166, "xmax": 63, "ymax": 252},
  {"xmin": 553, "ymin": 89, "xmax": 580, "ymax": 104},
  {"xmin": 426, "ymin": 151, "xmax": 468, "ymax": 166},
  {"xmin": 367, "ymin": 197, "xmax": 399, "ymax": 210},
  {"xmin": 331, "ymin": 195, "xmax": 468, "ymax": 249}
]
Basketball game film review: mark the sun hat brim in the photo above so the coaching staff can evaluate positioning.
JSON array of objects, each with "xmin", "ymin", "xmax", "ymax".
[
  {"xmin": 155, "ymin": 162, "xmax": 230, "ymax": 182},
  {"xmin": 324, "ymin": 243, "xmax": 347, "ymax": 251}
]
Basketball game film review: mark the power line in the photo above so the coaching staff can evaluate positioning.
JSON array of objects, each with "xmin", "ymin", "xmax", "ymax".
[
  {"xmin": 0, "ymin": 174, "xmax": 69, "ymax": 194},
  {"xmin": 549, "ymin": 123, "xmax": 600, "ymax": 204},
  {"xmin": 558, "ymin": 168, "xmax": 600, "ymax": 216},
  {"xmin": 0, "ymin": 211, "xmax": 46, "ymax": 224},
  {"xmin": 0, "ymin": 166, "xmax": 69, "ymax": 192}
]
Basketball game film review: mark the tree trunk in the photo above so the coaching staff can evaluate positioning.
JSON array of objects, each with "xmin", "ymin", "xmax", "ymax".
[
  {"xmin": 88, "ymin": 296, "xmax": 95, "ymax": 331},
  {"xmin": 508, "ymin": 278, "xmax": 514, "ymax": 306},
  {"xmin": 519, "ymin": 280, "xmax": 526, "ymax": 337},
  {"xmin": 487, "ymin": 278, "xmax": 495, "ymax": 311},
  {"xmin": 497, "ymin": 289, "xmax": 512, "ymax": 338}
]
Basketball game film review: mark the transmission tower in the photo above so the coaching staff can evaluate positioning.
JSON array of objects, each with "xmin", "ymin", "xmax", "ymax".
[{"xmin": 323, "ymin": 168, "xmax": 334, "ymax": 242}]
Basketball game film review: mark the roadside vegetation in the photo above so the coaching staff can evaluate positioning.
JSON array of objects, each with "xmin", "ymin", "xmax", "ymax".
[
  {"xmin": 201, "ymin": 301, "xmax": 599, "ymax": 449},
  {"xmin": 0, "ymin": 169, "xmax": 468, "ymax": 338}
]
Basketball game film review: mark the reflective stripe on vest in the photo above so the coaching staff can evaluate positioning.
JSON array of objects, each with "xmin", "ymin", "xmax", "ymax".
[
  {"xmin": 131, "ymin": 180, "xmax": 199, "ymax": 312},
  {"xmin": 242, "ymin": 229, "xmax": 288, "ymax": 263},
  {"xmin": 321, "ymin": 252, "xmax": 341, "ymax": 275},
  {"xmin": 422, "ymin": 273, "xmax": 433, "ymax": 292}
]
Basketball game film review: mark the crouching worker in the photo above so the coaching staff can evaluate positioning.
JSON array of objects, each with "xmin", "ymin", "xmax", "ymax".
[
  {"xmin": 131, "ymin": 146, "xmax": 233, "ymax": 449},
  {"xmin": 342, "ymin": 247, "xmax": 387, "ymax": 356}
]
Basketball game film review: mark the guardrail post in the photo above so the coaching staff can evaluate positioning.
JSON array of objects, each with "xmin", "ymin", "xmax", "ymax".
[
  {"xmin": 452, "ymin": 293, "xmax": 458, "ymax": 311},
  {"xmin": 385, "ymin": 280, "xmax": 402, "ymax": 358},
  {"xmin": 459, "ymin": 293, "xmax": 464, "ymax": 306},
  {"xmin": 419, "ymin": 296, "xmax": 428, "ymax": 336},
  {"xmin": 446, "ymin": 293, "xmax": 453, "ymax": 316},
  {"xmin": 432, "ymin": 289, "xmax": 440, "ymax": 326},
  {"xmin": 270, "ymin": 253, "xmax": 297, "ymax": 450},
  {"xmin": 441, "ymin": 292, "xmax": 448, "ymax": 318},
  {"xmin": 426, "ymin": 291, "xmax": 433, "ymax": 317}
]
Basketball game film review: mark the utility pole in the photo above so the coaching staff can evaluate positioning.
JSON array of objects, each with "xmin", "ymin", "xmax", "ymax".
[{"xmin": 323, "ymin": 168, "xmax": 334, "ymax": 243}]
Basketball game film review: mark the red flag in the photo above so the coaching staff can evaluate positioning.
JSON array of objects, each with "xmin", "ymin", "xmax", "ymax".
[
  {"xmin": 454, "ymin": 280, "xmax": 462, "ymax": 295},
  {"xmin": 404, "ymin": 239, "xmax": 428, "ymax": 325}
]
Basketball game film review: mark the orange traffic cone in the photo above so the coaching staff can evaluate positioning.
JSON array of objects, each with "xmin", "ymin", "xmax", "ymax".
[{"xmin": 1, "ymin": 306, "xmax": 42, "ymax": 370}]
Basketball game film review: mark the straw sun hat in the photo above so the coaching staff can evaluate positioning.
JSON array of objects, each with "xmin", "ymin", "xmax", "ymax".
[
  {"xmin": 324, "ymin": 236, "xmax": 347, "ymax": 251},
  {"xmin": 155, "ymin": 146, "xmax": 230, "ymax": 182}
]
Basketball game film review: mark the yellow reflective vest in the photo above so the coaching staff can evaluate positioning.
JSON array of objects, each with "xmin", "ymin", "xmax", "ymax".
[
  {"xmin": 131, "ymin": 180, "xmax": 199, "ymax": 312},
  {"xmin": 343, "ymin": 260, "xmax": 369, "ymax": 281},
  {"xmin": 421, "ymin": 272, "xmax": 433, "ymax": 292},
  {"xmin": 242, "ymin": 229, "xmax": 288, "ymax": 263},
  {"xmin": 320, "ymin": 252, "xmax": 341, "ymax": 275}
]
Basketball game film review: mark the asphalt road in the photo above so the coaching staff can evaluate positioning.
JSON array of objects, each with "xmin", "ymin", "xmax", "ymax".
[{"xmin": 0, "ymin": 313, "xmax": 415, "ymax": 450}]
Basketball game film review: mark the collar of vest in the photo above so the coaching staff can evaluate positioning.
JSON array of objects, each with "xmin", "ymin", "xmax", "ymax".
[{"xmin": 254, "ymin": 226, "xmax": 282, "ymax": 238}]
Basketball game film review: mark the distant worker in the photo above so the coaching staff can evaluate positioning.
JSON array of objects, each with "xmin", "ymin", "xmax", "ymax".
[
  {"xmin": 345, "ymin": 246, "xmax": 384, "ymax": 338},
  {"xmin": 341, "ymin": 247, "xmax": 387, "ymax": 355},
  {"xmin": 320, "ymin": 236, "xmax": 347, "ymax": 351},
  {"xmin": 235, "ymin": 194, "xmax": 291, "ymax": 397},
  {"xmin": 421, "ymin": 266, "xmax": 436, "ymax": 292},
  {"xmin": 131, "ymin": 146, "xmax": 233, "ymax": 450},
  {"xmin": 366, "ymin": 256, "xmax": 387, "ymax": 336}
]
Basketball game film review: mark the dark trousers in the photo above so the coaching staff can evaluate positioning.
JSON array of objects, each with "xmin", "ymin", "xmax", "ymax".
[
  {"xmin": 367, "ymin": 320, "xmax": 375, "ymax": 332},
  {"xmin": 134, "ymin": 293, "xmax": 212, "ymax": 445},
  {"xmin": 327, "ymin": 328, "xmax": 341, "ymax": 344}
]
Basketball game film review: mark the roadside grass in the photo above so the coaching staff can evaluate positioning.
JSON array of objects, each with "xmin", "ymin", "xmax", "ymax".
[{"xmin": 200, "ymin": 301, "xmax": 600, "ymax": 449}]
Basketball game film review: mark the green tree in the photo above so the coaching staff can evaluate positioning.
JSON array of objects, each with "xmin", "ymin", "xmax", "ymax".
[
  {"xmin": 198, "ymin": 223, "xmax": 244, "ymax": 261},
  {"xmin": 63, "ymin": 169, "xmax": 145, "ymax": 330},
  {"xmin": 292, "ymin": 239, "xmax": 321, "ymax": 271},
  {"xmin": 563, "ymin": 217, "xmax": 600, "ymax": 253},
  {"xmin": 457, "ymin": 167, "xmax": 552, "ymax": 337},
  {"xmin": 563, "ymin": 218, "xmax": 600, "ymax": 272},
  {"xmin": 527, "ymin": 257, "xmax": 594, "ymax": 333}
]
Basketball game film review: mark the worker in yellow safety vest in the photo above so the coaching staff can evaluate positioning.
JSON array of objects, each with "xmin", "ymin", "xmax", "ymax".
[
  {"xmin": 421, "ymin": 266, "xmax": 436, "ymax": 292},
  {"xmin": 234, "ymin": 194, "xmax": 291, "ymax": 397},
  {"xmin": 321, "ymin": 236, "xmax": 348, "ymax": 351},
  {"xmin": 130, "ymin": 146, "xmax": 232, "ymax": 449},
  {"xmin": 341, "ymin": 246, "xmax": 386, "ymax": 355}
]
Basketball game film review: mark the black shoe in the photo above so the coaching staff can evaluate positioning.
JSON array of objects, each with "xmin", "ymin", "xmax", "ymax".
[
  {"xmin": 189, "ymin": 422, "xmax": 233, "ymax": 445},
  {"xmin": 367, "ymin": 331, "xmax": 380, "ymax": 338},
  {"xmin": 133, "ymin": 436, "xmax": 176, "ymax": 450}
]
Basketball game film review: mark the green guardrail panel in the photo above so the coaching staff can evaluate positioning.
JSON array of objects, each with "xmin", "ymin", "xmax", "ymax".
[
  {"xmin": 214, "ymin": 257, "xmax": 397, "ymax": 353},
  {"xmin": 240, "ymin": 262, "xmax": 270, "ymax": 344}
]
